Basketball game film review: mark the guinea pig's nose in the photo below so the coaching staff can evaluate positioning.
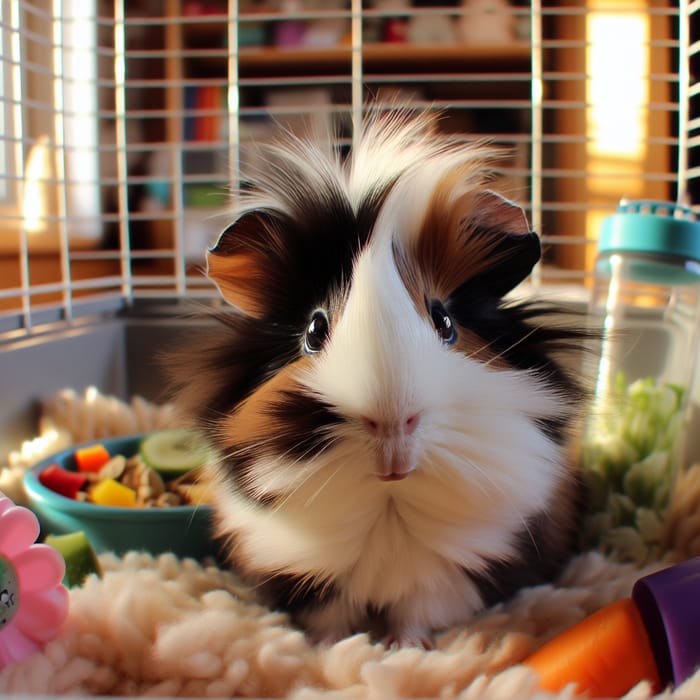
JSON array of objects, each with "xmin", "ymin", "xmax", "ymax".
[{"xmin": 361, "ymin": 413, "xmax": 421, "ymax": 438}]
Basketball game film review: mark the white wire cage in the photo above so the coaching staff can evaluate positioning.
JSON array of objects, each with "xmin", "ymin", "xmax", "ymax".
[{"xmin": 0, "ymin": 0, "xmax": 698, "ymax": 339}]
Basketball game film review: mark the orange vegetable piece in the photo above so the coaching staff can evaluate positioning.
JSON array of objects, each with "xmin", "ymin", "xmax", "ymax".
[
  {"xmin": 524, "ymin": 598, "xmax": 662, "ymax": 697},
  {"xmin": 74, "ymin": 443, "xmax": 111, "ymax": 473},
  {"xmin": 90, "ymin": 479, "xmax": 136, "ymax": 507}
]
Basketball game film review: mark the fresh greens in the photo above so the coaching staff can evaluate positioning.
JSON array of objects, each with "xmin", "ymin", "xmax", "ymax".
[{"xmin": 580, "ymin": 373, "xmax": 685, "ymax": 563}]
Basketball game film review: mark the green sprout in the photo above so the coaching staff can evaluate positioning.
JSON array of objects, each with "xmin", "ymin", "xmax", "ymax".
[{"xmin": 579, "ymin": 373, "xmax": 685, "ymax": 563}]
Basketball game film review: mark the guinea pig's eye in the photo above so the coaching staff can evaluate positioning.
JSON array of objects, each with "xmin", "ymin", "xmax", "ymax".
[
  {"xmin": 429, "ymin": 300, "xmax": 457, "ymax": 346},
  {"xmin": 304, "ymin": 309, "xmax": 330, "ymax": 354}
]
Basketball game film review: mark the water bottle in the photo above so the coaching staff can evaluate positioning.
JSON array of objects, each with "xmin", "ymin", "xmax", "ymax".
[{"xmin": 580, "ymin": 200, "xmax": 700, "ymax": 562}]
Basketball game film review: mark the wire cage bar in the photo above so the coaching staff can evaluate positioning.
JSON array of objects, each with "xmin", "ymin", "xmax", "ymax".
[{"xmin": 0, "ymin": 0, "xmax": 698, "ymax": 341}]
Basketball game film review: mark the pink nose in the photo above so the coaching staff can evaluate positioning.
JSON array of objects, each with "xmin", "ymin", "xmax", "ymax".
[{"xmin": 361, "ymin": 413, "xmax": 421, "ymax": 438}]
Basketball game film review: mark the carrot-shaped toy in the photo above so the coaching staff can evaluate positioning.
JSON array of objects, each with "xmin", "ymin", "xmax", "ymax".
[{"xmin": 524, "ymin": 556, "xmax": 700, "ymax": 697}]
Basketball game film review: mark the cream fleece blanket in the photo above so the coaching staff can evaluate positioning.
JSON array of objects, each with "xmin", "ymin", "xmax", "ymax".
[{"xmin": 3, "ymin": 389, "xmax": 700, "ymax": 699}]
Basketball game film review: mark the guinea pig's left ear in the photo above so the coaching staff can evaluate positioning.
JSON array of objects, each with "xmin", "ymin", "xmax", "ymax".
[
  {"xmin": 206, "ymin": 209, "xmax": 288, "ymax": 318},
  {"xmin": 468, "ymin": 190, "xmax": 541, "ymax": 298}
]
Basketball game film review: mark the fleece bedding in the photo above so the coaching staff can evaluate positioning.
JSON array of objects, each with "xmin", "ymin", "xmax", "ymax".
[{"xmin": 2, "ymin": 388, "xmax": 700, "ymax": 699}]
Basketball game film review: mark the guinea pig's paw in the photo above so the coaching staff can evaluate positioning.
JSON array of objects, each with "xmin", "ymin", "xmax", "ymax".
[
  {"xmin": 384, "ymin": 632, "xmax": 435, "ymax": 651},
  {"xmin": 307, "ymin": 626, "xmax": 355, "ymax": 648},
  {"xmin": 299, "ymin": 607, "xmax": 357, "ymax": 648}
]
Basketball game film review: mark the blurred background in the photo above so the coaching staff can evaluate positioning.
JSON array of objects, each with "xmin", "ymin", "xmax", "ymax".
[{"xmin": 0, "ymin": 1, "xmax": 697, "ymax": 338}]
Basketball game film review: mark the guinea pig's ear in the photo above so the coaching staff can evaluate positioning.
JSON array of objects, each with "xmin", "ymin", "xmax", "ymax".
[
  {"xmin": 206, "ymin": 209, "xmax": 287, "ymax": 318},
  {"xmin": 467, "ymin": 190, "xmax": 540, "ymax": 298}
]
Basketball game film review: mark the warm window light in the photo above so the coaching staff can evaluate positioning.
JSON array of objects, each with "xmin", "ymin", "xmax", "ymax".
[
  {"xmin": 586, "ymin": 12, "xmax": 649, "ymax": 159},
  {"xmin": 54, "ymin": 0, "xmax": 100, "ymax": 241},
  {"xmin": 22, "ymin": 135, "xmax": 52, "ymax": 234},
  {"xmin": 584, "ymin": 5, "xmax": 649, "ymax": 272},
  {"xmin": 0, "ymin": 3, "xmax": 7, "ymax": 203}
]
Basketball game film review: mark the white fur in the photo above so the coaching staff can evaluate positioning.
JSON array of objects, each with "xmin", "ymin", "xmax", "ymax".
[
  {"xmin": 346, "ymin": 112, "xmax": 491, "ymax": 211},
  {"xmin": 212, "ymin": 168, "xmax": 571, "ymax": 640},
  {"xmin": 229, "ymin": 112, "xmax": 492, "ymax": 230}
]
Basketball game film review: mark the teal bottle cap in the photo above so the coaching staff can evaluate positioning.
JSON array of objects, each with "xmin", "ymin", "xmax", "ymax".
[{"xmin": 599, "ymin": 200, "xmax": 700, "ymax": 263}]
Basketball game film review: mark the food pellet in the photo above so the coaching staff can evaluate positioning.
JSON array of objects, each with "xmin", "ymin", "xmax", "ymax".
[{"xmin": 40, "ymin": 443, "xmax": 209, "ymax": 509}]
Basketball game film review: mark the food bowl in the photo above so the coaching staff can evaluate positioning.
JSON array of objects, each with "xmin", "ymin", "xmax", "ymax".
[{"xmin": 23, "ymin": 434, "xmax": 217, "ymax": 559}]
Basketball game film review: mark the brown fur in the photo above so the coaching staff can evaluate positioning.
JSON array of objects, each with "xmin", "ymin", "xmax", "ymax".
[
  {"xmin": 219, "ymin": 359, "xmax": 313, "ymax": 449},
  {"xmin": 207, "ymin": 210, "xmax": 292, "ymax": 319}
]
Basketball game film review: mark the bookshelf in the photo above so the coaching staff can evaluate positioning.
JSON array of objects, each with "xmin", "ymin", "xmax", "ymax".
[
  {"xmin": 208, "ymin": 42, "xmax": 531, "ymax": 76},
  {"xmin": 158, "ymin": 3, "xmax": 535, "ymax": 262}
]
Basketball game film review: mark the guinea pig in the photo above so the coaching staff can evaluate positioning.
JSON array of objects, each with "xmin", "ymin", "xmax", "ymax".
[{"xmin": 167, "ymin": 110, "xmax": 589, "ymax": 647}]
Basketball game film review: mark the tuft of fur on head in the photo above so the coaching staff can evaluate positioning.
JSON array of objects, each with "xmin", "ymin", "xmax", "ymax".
[{"xmin": 166, "ymin": 110, "xmax": 591, "ymax": 646}]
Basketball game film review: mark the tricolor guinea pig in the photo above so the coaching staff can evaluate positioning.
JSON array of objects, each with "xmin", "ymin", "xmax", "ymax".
[{"xmin": 168, "ymin": 111, "xmax": 588, "ymax": 647}]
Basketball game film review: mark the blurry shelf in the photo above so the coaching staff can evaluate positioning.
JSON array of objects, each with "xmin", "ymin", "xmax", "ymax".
[
  {"xmin": 164, "ymin": 3, "xmax": 533, "ymax": 246},
  {"xmin": 236, "ymin": 42, "xmax": 532, "ymax": 77}
]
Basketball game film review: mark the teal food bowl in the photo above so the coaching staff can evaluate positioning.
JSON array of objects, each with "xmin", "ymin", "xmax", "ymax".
[{"xmin": 23, "ymin": 434, "xmax": 217, "ymax": 559}]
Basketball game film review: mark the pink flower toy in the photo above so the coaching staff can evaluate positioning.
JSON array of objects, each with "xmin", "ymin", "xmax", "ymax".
[{"xmin": 0, "ymin": 491, "xmax": 69, "ymax": 669}]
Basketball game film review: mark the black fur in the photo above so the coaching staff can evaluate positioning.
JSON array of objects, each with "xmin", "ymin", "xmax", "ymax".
[
  {"xmin": 166, "ymin": 180, "xmax": 397, "ymax": 433},
  {"xmin": 265, "ymin": 392, "xmax": 345, "ymax": 461},
  {"xmin": 449, "ymin": 295, "xmax": 591, "ymax": 412},
  {"xmin": 217, "ymin": 393, "xmax": 345, "ymax": 505},
  {"xmin": 254, "ymin": 572, "xmax": 339, "ymax": 616}
]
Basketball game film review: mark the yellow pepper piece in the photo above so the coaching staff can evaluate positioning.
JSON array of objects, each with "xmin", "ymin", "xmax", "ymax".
[{"xmin": 90, "ymin": 478, "xmax": 136, "ymax": 507}]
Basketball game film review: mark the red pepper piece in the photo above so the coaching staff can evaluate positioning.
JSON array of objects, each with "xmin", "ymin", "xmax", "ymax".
[{"xmin": 39, "ymin": 464, "xmax": 88, "ymax": 499}]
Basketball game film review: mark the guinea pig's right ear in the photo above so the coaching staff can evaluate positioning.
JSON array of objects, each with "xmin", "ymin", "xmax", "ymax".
[
  {"xmin": 468, "ymin": 190, "xmax": 541, "ymax": 298},
  {"xmin": 206, "ymin": 209, "xmax": 286, "ymax": 318}
]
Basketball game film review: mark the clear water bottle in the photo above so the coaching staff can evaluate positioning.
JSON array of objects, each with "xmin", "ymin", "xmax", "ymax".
[{"xmin": 580, "ymin": 200, "xmax": 700, "ymax": 562}]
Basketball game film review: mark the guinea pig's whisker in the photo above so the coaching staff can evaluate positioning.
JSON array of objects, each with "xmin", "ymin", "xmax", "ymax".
[
  {"xmin": 451, "ymin": 467, "xmax": 491, "ymax": 501},
  {"xmin": 433, "ymin": 426, "xmax": 520, "ymax": 495},
  {"xmin": 302, "ymin": 458, "xmax": 345, "ymax": 509},
  {"xmin": 271, "ymin": 440, "xmax": 343, "ymax": 512},
  {"xmin": 267, "ymin": 425, "xmax": 338, "ymax": 471},
  {"xmin": 482, "ymin": 325, "xmax": 542, "ymax": 368},
  {"xmin": 253, "ymin": 568, "xmax": 328, "ymax": 605},
  {"xmin": 266, "ymin": 463, "xmax": 321, "ymax": 512},
  {"xmin": 460, "ymin": 450, "xmax": 540, "ymax": 551},
  {"xmin": 218, "ymin": 440, "xmax": 277, "ymax": 467},
  {"xmin": 218, "ymin": 428, "xmax": 333, "ymax": 504},
  {"xmin": 448, "ymin": 448, "xmax": 537, "ymax": 549},
  {"xmin": 464, "ymin": 336, "xmax": 503, "ymax": 362},
  {"xmin": 262, "ymin": 430, "xmax": 342, "ymax": 511},
  {"xmin": 427, "ymin": 423, "xmax": 545, "ymax": 555},
  {"xmin": 433, "ymin": 445, "xmax": 498, "ymax": 501},
  {"xmin": 220, "ymin": 420, "xmax": 332, "ymax": 462}
]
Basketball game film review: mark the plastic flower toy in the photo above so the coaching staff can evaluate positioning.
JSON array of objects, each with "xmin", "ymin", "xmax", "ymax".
[{"xmin": 0, "ymin": 491, "xmax": 69, "ymax": 669}]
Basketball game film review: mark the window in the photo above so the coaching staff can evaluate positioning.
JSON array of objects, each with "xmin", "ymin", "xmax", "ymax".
[
  {"xmin": 0, "ymin": 1, "xmax": 16, "ymax": 208},
  {"xmin": 0, "ymin": 0, "xmax": 100, "ymax": 247}
]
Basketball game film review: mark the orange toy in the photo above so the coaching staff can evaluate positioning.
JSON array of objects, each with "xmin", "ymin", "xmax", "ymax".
[{"xmin": 524, "ymin": 557, "xmax": 700, "ymax": 697}]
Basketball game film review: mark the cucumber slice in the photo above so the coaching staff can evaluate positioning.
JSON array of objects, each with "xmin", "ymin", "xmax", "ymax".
[
  {"xmin": 45, "ymin": 531, "xmax": 102, "ymax": 588},
  {"xmin": 139, "ymin": 429, "xmax": 209, "ymax": 479}
]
